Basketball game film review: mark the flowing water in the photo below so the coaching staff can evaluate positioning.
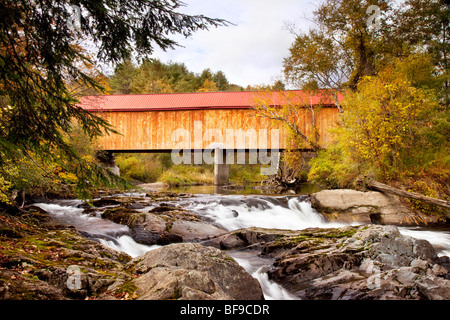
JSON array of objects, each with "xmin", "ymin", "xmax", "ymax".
[
  {"xmin": 34, "ymin": 199, "xmax": 160, "ymax": 258},
  {"xmin": 33, "ymin": 191, "xmax": 450, "ymax": 300}
]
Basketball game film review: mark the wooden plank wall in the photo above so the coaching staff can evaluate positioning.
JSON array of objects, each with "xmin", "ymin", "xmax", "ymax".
[{"xmin": 95, "ymin": 107, "xmax": 340, "ymax": 151}]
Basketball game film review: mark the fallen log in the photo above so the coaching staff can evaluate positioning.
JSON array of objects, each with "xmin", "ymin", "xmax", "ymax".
[{"xmin": 365, "ymin": 178, "xmax": 450, "ymax": 210}]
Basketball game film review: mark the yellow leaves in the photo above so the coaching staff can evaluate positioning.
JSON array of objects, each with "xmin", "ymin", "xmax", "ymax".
[
  {"xmin": 58, "ymin": 172, "xmax": 78, "ymax": 183},
  {"xmin": 336, "ymin": 57, "xmax": 443, "ymax": 181},
  {"xmin": 197, "ymin": 79, "xmax": 218, "ymax": 93},
  {"xmin": 81, "ymin": 154, "xmax": 94, "ymax": 163},
  {"xmin": 0, "ymin": 176, "xmax": 12, "ymax": 204}
]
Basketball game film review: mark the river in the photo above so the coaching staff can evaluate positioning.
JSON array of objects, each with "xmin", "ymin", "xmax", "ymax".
[{"xmin": 33, "ymin": 187, "xmax": 450, "ymax": 300}]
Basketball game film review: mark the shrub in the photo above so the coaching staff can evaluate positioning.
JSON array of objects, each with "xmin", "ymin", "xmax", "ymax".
[
  {"xmin": 158, "ymin": 165, "xmax": 214, "ymax": 186},
  {"xmin": 308, "ymin": 55, "xmax": 450, "ymax": 209},
  {"xmin": 116, "ymin": 154, "xmax": 161, "ymax": 183}
]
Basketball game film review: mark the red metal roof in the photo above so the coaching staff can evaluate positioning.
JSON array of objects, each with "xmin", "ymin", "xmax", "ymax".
[{"xmin": 77, "ymin": 90, "xmax": 342, "ymax": 112}]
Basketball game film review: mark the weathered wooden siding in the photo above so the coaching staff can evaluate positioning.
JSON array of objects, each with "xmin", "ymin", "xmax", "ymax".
[{"xmin": 95, "ymin": 107, "xmax": 340, "ymax": 151}]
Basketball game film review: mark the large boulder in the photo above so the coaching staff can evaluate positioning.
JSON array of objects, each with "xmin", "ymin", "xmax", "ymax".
[
  {"xmin": 128, "ymin": 243, "xmax": 264, "ymax": 300},
  {"xmin": 310, "ymin": 189, "xmax": 437, "ymax": 225}
]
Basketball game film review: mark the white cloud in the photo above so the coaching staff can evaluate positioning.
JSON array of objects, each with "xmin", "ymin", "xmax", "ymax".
[{"xmin": 150, "ymin": 0, "xmax": 317, "ymax": 87}]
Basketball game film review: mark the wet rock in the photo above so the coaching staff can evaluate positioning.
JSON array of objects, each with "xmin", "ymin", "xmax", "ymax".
[
  {"xmin": 219, "ymin": 233, "xmax": 247, "ymax": 250},
  {"xmin": 201, "ymin": 224, "xmax": 450, "ymax": 300},
  {"xmin": 310, "ymin": 189, "xmax": 437, "ymax": 225},
  {"xmin": 170, "ymin": 220, "xmax": 226, "ymax": 241},
  {"xmin": 265, "ymin": 225, "xmax": 450, "ymax": 300},
  {"xmin": 91, "ymin": 198, "xmax": 122, "ymax": 207},
  {"xmin": 149, "ymin": 204, "xmax": 179, "ymax": 213},
  {"xmin": 101, "ymin": 205, "xmax": 226, "ymax": 245},
  {"xmin": 128, "ymin": 243, "xmax": 264, "ymax": 300},
  {"xmin": 0, "ymin": 227, "xmax": 23, "ymax": 238},
  {"xmin": 202, "ymin": 227, "xmax": 314, "ymax": 251}
]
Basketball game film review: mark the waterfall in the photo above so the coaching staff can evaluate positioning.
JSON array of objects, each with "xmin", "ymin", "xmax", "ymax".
[
  {"xmin": 184, "ymin": 195, "xmax": 344, "ymax": 231},
  {"xmin": 34, "ymin": 201, "xmax": 158, "ymax": 258},
  {"xmin": 34, "ymin": 194, "xmax": 450, "ymax": 300}
]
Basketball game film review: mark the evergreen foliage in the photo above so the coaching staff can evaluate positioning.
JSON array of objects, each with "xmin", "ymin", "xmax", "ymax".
[
  {"xmin": 109, "ymin": 58, "xmax": 242, "ymax": 94},
  {"xmin": 0, "ymin": 0, "xmax": 227, "ymax": 201}
]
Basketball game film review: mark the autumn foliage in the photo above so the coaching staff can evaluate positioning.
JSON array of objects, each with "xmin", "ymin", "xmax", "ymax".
[{"xmin": 308, "ymin": 55, "xmax": 449, "ymax": 216}]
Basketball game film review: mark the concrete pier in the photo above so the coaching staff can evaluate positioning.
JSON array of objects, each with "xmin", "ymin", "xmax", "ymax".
[{"xmin": 214, "ymin": 148, "xmax": 229, "ymax": 186}]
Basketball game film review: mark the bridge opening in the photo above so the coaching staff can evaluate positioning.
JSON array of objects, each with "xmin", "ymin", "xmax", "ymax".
[{"xmin": 97, "ymin": 149, "xmax": 281, "ymax": 186}]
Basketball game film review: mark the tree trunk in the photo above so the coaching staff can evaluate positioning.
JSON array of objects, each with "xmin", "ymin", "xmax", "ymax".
[{"xmin": 365, "ymin": 178, "xmax": 450, "ymax": 210}]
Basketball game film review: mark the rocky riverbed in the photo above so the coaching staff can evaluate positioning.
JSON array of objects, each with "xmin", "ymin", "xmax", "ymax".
[{"xmin": 0, "ymin": 190, "xmax": 449, "ymax": 300}]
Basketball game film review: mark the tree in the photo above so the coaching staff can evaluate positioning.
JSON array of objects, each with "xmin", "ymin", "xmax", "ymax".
[
  {"xmin": 0, "ymin": 0, "xmax": 228, "ymax": 200},
  {"xmin": 284, "ymin": 28, "xmax": 350, "ymax": 112},
  {"xmin": 212, "ymin": 71, "xmax": 230, "ymax": 91},
  {"xmin": 309, "ymin": 54, "xmax": 448, "ymax": 186},
  {"xmin": 285, "ymin": 0, "xmax": 448, "ymax": 95},
  {"xmin": 198, "ymin": 79, "xmax": 218, "ymax": 92},
  {"xmin": 393, "ymin": 0, "xmax": 449, "ymax": 105},
  {"xmin": 108, "ymin": 59, "xmax": 243, "ymax": 94},
  {"xmin": 308, "ymin": 54, "xmax": 449, "ymax": 217},
  {"xmin": 253, "ymin": 90, "xmax": 324, "ymax": 152},
  {"xmin": 110, "ymin": 59, "xmax": 137, "ymax": 94}
]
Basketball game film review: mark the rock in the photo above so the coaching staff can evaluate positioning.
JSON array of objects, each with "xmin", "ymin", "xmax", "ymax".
[
  {"xmin": 310, "ymin": 189, "xmax": 437, "ymax": 225},
  {"xmin": 91, "ymin": 198, "xmax": 122, "ymax": 207},
  {"xmin": 219, "ymin": 233, "xmax": 247, "ymax": 250},
  {"xmin": 0, "ymin": 227, "xmax": 23, "ymax": 238},
  {"xmin": 268, "ymin": 252, "xmax": 362, "ymax": 291},
  {"xmin": 134, "ymin": 267, "xmax": 228, "ymax": 300},
  {"xmin": 89, "ymin": 195, "xmax": 155, "ymax": 209},
  {"xmin": 128, "ymin": 243, "xmax": 264, "ymax": 300},
  {"xmin": 346, "ymin": 225, "xmax": 438, "ymax": 268},
  {"xmin": 149, "ymin": 205, "xmax": 180, "ymax": 213},
  {"xmin": 170, "ymin": 220, "xmax": 226, "ymax": 241},
  {"xmin": 199, "ymin": 224, "xmax": 448, "ymax": 300},
  {"xmin": 101, "ymin": 205, "xmax": 227, "ymax": 245},
  {"xmin": 263, "ymin": 224, "xmax": 449, "ymax": 300},
  {"xmin": 201, "ymin": 227, "xmax": 298, "ymax": 251},
  {"xmin": 101, "ymin": 206, "xmax": 140, "ymax": 224},
  {"xmin": 0, "ymin": 226, "xmax": 134, "ymax": 300},
  {"xmin": 416, "ymin": 276, "xmax": 450, "ymax": 300},
  {"xmin": 128, "ymin": 213, "xmax": 171, "ymax": 245},
  {"xmin": 0, "ymin": 269, "xmax": 67, "ymax": 300}
]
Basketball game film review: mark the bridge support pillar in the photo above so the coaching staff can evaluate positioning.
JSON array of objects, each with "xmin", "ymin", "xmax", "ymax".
[{"xmin": 214, "ymin": 148, "xmax": 229, "ymax": 186}]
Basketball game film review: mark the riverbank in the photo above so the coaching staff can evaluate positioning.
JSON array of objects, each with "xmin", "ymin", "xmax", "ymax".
[{"xmin": 0, "ymin": 189, "xmax": 449, "ymax": 300}]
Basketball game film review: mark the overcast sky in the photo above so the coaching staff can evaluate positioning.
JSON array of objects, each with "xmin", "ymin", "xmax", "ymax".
[{"xmin": 148, "ymin": 0, "xmax": 319, "ymax": 88}]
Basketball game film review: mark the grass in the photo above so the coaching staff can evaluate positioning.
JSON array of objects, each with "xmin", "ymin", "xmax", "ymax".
[
  {"xmin": 158, "ymin": 163, "xmax": 267, "ymax": 187},
  {"xmin": 158, "ymin": 165, "xmax": 214, "ymax": 186},
  {"xmin": 116, "ymin": 153, "xmax": 167, "ymax": 183},
  {"xmin": 116, "ymin": 152, "xmax": 267, "ymax": 187},
  {"xmin": 229, "ymin": 164, "xmax": 266, "ymax": 184}
]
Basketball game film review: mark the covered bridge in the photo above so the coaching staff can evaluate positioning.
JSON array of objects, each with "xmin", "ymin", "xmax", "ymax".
[{"xmin": 78, "ymin": 90, "xmax": 342, "ymax": 184}]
